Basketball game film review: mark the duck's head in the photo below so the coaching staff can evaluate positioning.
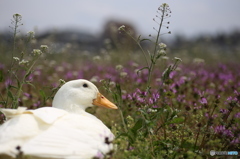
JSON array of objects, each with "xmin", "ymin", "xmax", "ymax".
[{"xmin": 52, "ymin": 79, "xmax": 118, "ymax": 112}]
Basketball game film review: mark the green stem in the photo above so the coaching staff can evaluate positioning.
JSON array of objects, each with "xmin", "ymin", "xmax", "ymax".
[
  {"xmin": 12, "ymin": 57, "xmax": 39, "ymax": 109},
  {"xmin": 12, "ymin": 19, "xmax": 18, "ymax": 60},
  {"xmin": 119, "ymin": 108, "xmax": 128, "ymax": 133},
  {"xmin": 146, "ymin": 5, "xmax": 166, "ymax": 90},
  {"xmin": 117, "ymin": 90, "xmax": 128, "ymax": 133},
  {"xmin": 6, "ymin": 14, "xmax": 21, "ymax": 109},
  {"xmin": 199, "ymin": 104, "xmax": 217, "ymax": 149},
  {"xmin": 193, "ymin": 126, "xmax": 201, "ymax": 151},
  {"xmin": 11, "ymin": 15, "xmax": 20, "ymax": 69}
]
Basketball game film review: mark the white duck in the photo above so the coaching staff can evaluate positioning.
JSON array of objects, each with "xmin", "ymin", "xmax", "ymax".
[{"xmin": 0, "ymin": 79, "xmax": 118, "ymax": 159}]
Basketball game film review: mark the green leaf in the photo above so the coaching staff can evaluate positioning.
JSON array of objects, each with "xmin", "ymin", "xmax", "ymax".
[
  {"xmin": 137, "ymin": 67, "xmax": 149, "ymax": 75},
  {"xmin": 164, "ymin": 105, "xmax": 172, "ymax": 119},
  {"xmin": 170, "ymin": 110, "xmax": 178, "ymax": 119},
  {"xmin": 115, "ymin": 83, "xmax": 122, "ymax": 98},
  {"xmin": 162, "ymin": 65, "xmax": 172, "ymax": 81},
  {"xmin": 117, "ymin": 132, "xmax": 135, "ymax": 144},
  {"xmin": 16, "ymin": 78, "xmax": 21, "ymax": 88},
  {"xmin": 0, "ymin": 101, "xmax": 6, "ymax": 105},
  {"xmin": 25, "ymin": 81, "xmax": 35, "ymax": 88},
  {"xmin": 181, "ymin": 140, "xmax": 195, "ymax": 149},
  {"xmin": 112, "ymin": 93, "xmax": 118, "ymax": 104},
  {"xmin": 9, "ymin": 85, "xmax": 18, "ymax": 89},
  {"xmin": 25, "ymin": 70, "xmax": 32, "ymax": 79},
  {"xmin": 138, "ymin": 109, "xmax": 148, "ymax": 117},
  {"xmin": 168, "ymin": 117, "xmax": 184, "ymax": 124},
  {"xmin": 140, "ymin": 38, "xmax": 151, "ymax": 43},
  {"xmin": 7, "ymin": 91, "xmax": 14, "ymax": 100},
  {"xmin": 127, "ymin": 130, "xmax": 135, "ymax": 144},
  {"xmin": 131, "ymin": 118, "xmax": 144, "ymax": 134},
  {"xmin": 137, "ymin": 35, "xmax": 141, "ymax": 42},
  {"xmin": 116, "ymin": 132, "xmax": 127, "ymax": 138},
  {"xmin": 39, "ymin": 89, "xmax": 46, "ymax": 99}
]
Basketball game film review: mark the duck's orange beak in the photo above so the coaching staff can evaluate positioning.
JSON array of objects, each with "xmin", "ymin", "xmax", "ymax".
[{"xmin": 93, "ymin": 93, "xmax": 118, "ymax": 109}]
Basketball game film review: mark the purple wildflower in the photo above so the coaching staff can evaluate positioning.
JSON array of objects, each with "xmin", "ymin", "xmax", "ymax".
[
  {"xmin": 33, "ymin": 101, "xmax": 41, "ymax": 108},
  {"xmin": 233, "ymin": 91, "xmax": 238, "ymax": 96},
  {"xmin": 5, "ymin": 78, "xmax": 12, "ymax": 87},
  {"xmin": 24, "ymin": 93, "xmax": 32, "ymax": 99},
  {"xmin": 169, "ymin": 71, "xmax": 176, "ymax": 79},
  {"xmin": 234, "ymin": 90, "xmax": 240, "ymax": 101},
  {"xmin": 234, "ymin": 112, "xmax": 240, "ymax": 118},
  {"xmin": 227, "ymin": 96, "xmax": 236, "ymax": 102},
  {"xmin": 200, "ymin": 97, "xmax": 208, "ymax": 105},
  {"xmin": 0, "ymin": 64, "xmax": 4, "ymax": 69},
  {"xmin": 205, "ymin": 113, "xmax": 209, "ymax": 118},
  {"xmin": 205, "ymin": 113, "xmax": 218, "ymax": 119},
  {"xmin": 219, "ymin": 109, "xmax": 229, "ymax": 114},
  {"xmin": 127, "ymin": 146, "xmax": 135, "ymax": 151},
  {"xmin": 127, "ymin": 94, "xmax": 132, "ymax": 100},
  {"xmin": 27, "ymin": 74, "xmax": 33, "ymax": 82},
  {"xmin": 230, "ymin": 138, "xmax": 239, "ymax": 145},
  {"xmin": 65, "ymin": 71, "xmax": 73, "ymax": 79},
  {"xmin": 177, "ymin": 94, "xmax": 185, "ymax": 102},
  {"xmin": 95, "ymin": 151, "xmax": 104, "ymax": 159},
  {"xmin": 198, "ymin": 91, "xmax": 205, "ymax": 97},
  {"xmin": 148, "ymin": 98, "xmax": 153, "ymax": 105},
  {"xmin": 214, "ymin": 125, "xmax": 234, "ymax": 138}
]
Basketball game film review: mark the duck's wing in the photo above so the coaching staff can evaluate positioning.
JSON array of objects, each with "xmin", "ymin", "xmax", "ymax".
[
  {"xmin": 22, "ymin": 113, "xmax": 114, "ymax": 159},
  {"xmin": 0, "ymin": 107, "xmax": 68, "ymax": 123},
  {"xmin": 0, "ymin": 107, "xmax": 67, "ymax": 157},
  {"xmin": 0, "ymin": 107, "xmax": 28, "ymax": 120}
]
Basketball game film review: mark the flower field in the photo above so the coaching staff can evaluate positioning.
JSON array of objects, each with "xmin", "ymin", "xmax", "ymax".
[
  {"xmin": 1, "ymin": 51, "xmax": 240, "ymax": 158},
  {"xmin": 0, "ymin": 4, "xmax": 240, "ymax": 159}
]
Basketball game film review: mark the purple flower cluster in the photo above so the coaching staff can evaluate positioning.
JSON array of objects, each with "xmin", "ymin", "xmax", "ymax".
[
  {"xmin": 0, "ymin": 58, "xmax": 239, "ymax": 150},
  {"xmin": 213, "ymin": 125, "xmax": 234, "ymax": 138},
  {"xmin": 212, "ymin": 124, "xmax": 240, "ymax": 145},
  {"xmin": 122, "ymin": 88, "xmax": 160, "ymax": 108}
]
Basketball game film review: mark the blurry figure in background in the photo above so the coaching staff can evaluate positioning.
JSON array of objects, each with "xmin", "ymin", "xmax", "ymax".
[{"xmin": 100, "ymin": 20, "xmax": 137, "ymax": 51}]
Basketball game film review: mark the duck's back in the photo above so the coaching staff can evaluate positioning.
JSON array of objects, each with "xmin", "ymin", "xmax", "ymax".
[{"xmin": 0, "ymin": 107, "xmax": 114, "ymax": 159}]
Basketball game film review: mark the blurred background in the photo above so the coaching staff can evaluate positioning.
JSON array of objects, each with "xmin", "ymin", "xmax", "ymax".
[{"xmin": 1, "ymin": 0, "xmax": 240, "ymax": 62}]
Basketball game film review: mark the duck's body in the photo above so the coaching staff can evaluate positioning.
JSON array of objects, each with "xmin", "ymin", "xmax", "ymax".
[{"xmin": 0, "ymin": 79, "xmax": 117, "ymax": 159}]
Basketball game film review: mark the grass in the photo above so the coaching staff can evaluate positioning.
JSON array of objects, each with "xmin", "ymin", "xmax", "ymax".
[{"xmin": 0, "ymin": 3, "xmax": 240, "ymax": 159}]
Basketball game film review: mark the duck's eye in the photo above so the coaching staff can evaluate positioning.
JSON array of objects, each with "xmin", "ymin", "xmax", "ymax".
[{"xmin": 83, "ymin": 83, "xmax": 88, "ymax": 88}]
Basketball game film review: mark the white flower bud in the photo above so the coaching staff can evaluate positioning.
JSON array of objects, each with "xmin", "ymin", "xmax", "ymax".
[
  {"xmin": 118, "ymin": 25, "xmax": 125, "ymax": 31},
  {"xmin": 93, "ymin": 56, "xmax": 101, "ymax": 61},
  {"xmin": 59, "ymin": 79, "xmax": 66, "ymax": 84},
  {"xmin": 13, "ymin": 57, "xmax": 20, "ymax": 61},
  {"xmin": 157, "ymin": 49, "xmax": 166, "ymax": 56},
  {"xmin": 27, "ymin": 31, "xmax": 35, "ymax": 38},
  {"xmin": 115, "ymin": 65, "xmax": 123, "ymax": 71},
  {"xmin": 40, "ymin": 45, "xmax": 48, "ymax": 52},
  {"xmin": 19, "ymin": 59, "xmax": 29, "ymax": 65},
  {"xmin": 32, "ymin": 49, "xmax": 42, "ymax": 56},
  {"xmin": 120, "ymin": 72, "xmax": 127, "ymax": 77},
  {"xmin": 159, "ymin": 43, "xmax": 167, "ymax": 49},
  {"xmin": 174, "ymin": 57, "xmax": 182, "ymax": 62}
]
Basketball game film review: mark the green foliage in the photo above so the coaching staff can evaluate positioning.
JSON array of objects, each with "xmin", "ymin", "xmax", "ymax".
[{"xmin": 0, "ymin": 14, "xmax": 60, "ymax": 109}]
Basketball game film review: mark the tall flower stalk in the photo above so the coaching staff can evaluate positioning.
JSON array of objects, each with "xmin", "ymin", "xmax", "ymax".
[
  {"xmin": 2, "ymin": 14, "xmax": 48, "ymax": 109},
  {"xmin": 119, "ymin": 3, "xmax": 175, "ymax": 92},
  {"xmin": 10, "ymin": 14, "xmax": 23, "ymax": 62}
]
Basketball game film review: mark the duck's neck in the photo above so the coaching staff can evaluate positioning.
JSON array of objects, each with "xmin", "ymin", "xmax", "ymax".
[{"xmin": 53, "ymin": 99, "xmax": 88, "ymax": 114}]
